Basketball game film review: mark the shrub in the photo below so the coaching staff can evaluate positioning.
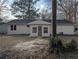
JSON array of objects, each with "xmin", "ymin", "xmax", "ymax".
[
  {"xmin": 56, "ymin": 39, "xmax": 65, "ymax": 53},
  {"xmin": 65, "ymin": 39, "xmax": 77, "ymax": 52},
  {"xmin": 49, "ymin": 37, "xmax": 77, "ymax": 54},
  {"xmin": 49, "ymin": 37, "xmax": 56, "ymax": 53},
  {"xmin": 49, "ymin": 36, "xmax": 58, "ymax": 48},
  {"xmin": 49, "ymin": 36, "xmax": 64, "ymax": 54}
]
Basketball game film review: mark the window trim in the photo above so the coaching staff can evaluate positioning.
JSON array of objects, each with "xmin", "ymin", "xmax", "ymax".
[
  {"xmin": 14, "ymin": 25, "xmax": 16, "ymax": 30},
  {"xmin": 11, "ymin": 25, "xmax": 13, "ymax": 31},
  {"xmin": 43, "ymin": 27, "xmax": 48, "ymax": 33},
  {"xmin": 10, "ymin": 25, "xmax": 16, "ymax": 31},
  {"xmin": 32, "ymin": 27, "xmax": 37, "ymax": 33}
]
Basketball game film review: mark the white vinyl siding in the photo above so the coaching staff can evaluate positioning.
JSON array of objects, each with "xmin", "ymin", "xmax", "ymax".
[
  {"xmin": 10, "ymin": 25, "xmax": 16, "ymax": 31},
  {"xmin": 30, "ymin": 25, "xmax": 51, "ymax": 37},
  {"xmin": 57, "ymin": 25, "xmax": 74, "ymax": 35},
  {"xmin": 8, "ymin": 25, "xmax": 30, "ymax": 34},
  {"xmin": 0, "ymin": 24, "xmax": 8, "ymax": 34}
]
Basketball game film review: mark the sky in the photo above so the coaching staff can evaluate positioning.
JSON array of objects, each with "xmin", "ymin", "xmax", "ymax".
[
  {"xmin": 36, "ymin": 0, "xmax": 51, "ymax": 9},
  {"xmin": 3, "ymin": 0, "xmax": 52, "ymax": 20},
  {"xmin": 8, "ymin": 0, "xmax": 51, "ymax": 10}
]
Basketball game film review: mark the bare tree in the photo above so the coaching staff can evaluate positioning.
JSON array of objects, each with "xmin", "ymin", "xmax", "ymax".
[
  {"xmin": 0, "ymin": 0, "xmax": 9, "ymax": 21},
  {"xmin": 39, "ymin": 8, "xmax": 51, "ymax": 20},
  {"xmin": 57, "ymin": 0, "xmax": 78, "ymax": 23}
]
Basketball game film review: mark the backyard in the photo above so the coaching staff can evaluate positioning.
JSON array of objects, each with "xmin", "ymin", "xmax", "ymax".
[
  {"xmin": 0, "ymin": 35, "xmax": 78, "ymax": 59},
  {"xmin": 0, "ymin": 35, "xmax": 36, "ymax": 49},
  {"xmin": 0, "ymin": 35, "xmax": 78, "ymax": 49}
]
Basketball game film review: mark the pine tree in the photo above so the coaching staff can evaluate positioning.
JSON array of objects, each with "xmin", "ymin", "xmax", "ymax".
[{"xmin": 12, "ymin": 0, "xmax": 39, "ymax": 19}]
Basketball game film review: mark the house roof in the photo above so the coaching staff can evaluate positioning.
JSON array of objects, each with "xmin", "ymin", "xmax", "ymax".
[
  {"xmin": 8, "ymin": 19, "xmax": 36, "ymax": 25},
  {"xmin": 44, "ymin": 20, "xmax": 73, "ymax": 25},
  {"xmin": 0, "ymin": 22, "xmax": 6, "ymax": 25},
  {"xmin": 7, "ymin": 19, "xmax": 73, "ymax": 25},
  {"xmin": 28, "ymin": 20, "xmax": 51, "ymax": 25}
]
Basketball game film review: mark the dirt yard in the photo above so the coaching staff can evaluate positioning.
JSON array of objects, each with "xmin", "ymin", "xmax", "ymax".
[
  {"xmin": 0, "ymin": 35, "xmax": 36, "ymax": 50},
  {"xmin": 0, "ymin": 35, "xmax": 78, "ymax": 59}
]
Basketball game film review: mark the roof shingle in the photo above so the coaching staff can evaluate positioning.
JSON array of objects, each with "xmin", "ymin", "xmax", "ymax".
[{"xmin": 8, "ymin": 19, "xmax": 73, "ymax": 25}]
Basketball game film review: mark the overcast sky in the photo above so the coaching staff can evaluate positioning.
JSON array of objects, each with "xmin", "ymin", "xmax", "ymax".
[
  {"xmin": 36, "ymin": 0, "xmax": 51, "ymax": 9},
  {"xmin": 4, "ymin": 0, "xmax": 52, "ymax": 20}
]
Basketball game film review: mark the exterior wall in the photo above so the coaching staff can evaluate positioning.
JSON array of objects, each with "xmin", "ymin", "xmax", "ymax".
[
  {"xmin": 7, "ymin": 25, "xmax": 30, "ymax": 34},
  {"xmin": 30, "ymin": 24, "xmax": 51, "ymax": 37},
  {"xmin": 7, "ymin": 24, "xmax": 74, "ymax": 36},
  {"xmin": 57, "ymin": 25, "xmax": 74, "ymax": 35},
  {"xmin": 42, "ymin": 25, "xmax": 51, "ymax": 37},
  {"xmin": 30, "ymin": 24, "xmax": 74, "ymax": 37},
  {"xmin": 0, "ymin": 24, "xmax": 8, "ymax": 34},
  {"xmin": 30, "ymin": 25, "xmax": 38, "ymax": 37}
]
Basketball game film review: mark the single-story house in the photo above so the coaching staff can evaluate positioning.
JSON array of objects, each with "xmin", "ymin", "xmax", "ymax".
[
  {"xmin": 28, "ymin": 20, "xmax": 51, "ymax": 37},
  {"xmin": 28, "ymin": 20, "xmax": 74, "ymax": 37},
  {"xmin": 6, "ymin": 19, "xmax": 75, "ymax": 37},
  {"xmin": 7, "ymin": 19, "xmax": 35, "ymax": 35}
]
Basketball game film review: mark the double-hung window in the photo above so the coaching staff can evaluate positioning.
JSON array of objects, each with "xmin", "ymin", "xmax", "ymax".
[
  {"xmin": 11, "ymin": 25, "xmax": 13, "ymax": 31},
  {"xmin": 10, "ymin": 25, "xmax": 16, "ymax": 31},
  {"xmin": 14, "ymin": 25, "xmax": 16, "ymax": 30},
  {"xmin": 44, "ymin": 27, "xmax": 48, "ymax": 33},
  {"xmin": 32, "ymin": 27, "xmax": 37, "ymax": 33}
]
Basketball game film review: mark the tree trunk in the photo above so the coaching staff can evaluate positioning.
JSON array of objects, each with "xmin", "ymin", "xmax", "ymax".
[
  {"xmin": 74, "ymin": 0, "xmax": 77, "ymax": 24},
  {"xmin": 52, "ymin": 0, "xmax": 57, "ymax": 38},
  {"xmin": 28, "ymin": 0, "xmax": 31, "ymax": 19}
]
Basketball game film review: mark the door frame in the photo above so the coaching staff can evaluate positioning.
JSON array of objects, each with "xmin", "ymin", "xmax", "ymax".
[{"xmin": 38, "ymin": 26, "xmax": 42, "ymax": 36}]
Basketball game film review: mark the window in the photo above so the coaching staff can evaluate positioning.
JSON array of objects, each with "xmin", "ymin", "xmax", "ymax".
[
  {"xmin": 74, "ymin": 28, "xmax": 78, "ymax": 32},
  {"xmin": 59, "ymin": 32, "xmax": 63, "ymax": 35},
  {"xmin": 32, "ymin": 27, "xmax": 37, "ymax": 33},
  {"xmin": 11, "ymin": 25, "xmax": 13, "ymax": 31},
  {"xmin": 10, "ymin": 25, "xmax": 16, "ymax": 31},
  {"xmin": 14, "ymin": 25, "xmax": 16, "ymax": 30},
  {"xmin": 44, "ymin": 27, "xmax": 48, "ymax": 33},
  {"xmin": 27, "ymin": 25, "xmax": 30, "ymax": 27}
]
